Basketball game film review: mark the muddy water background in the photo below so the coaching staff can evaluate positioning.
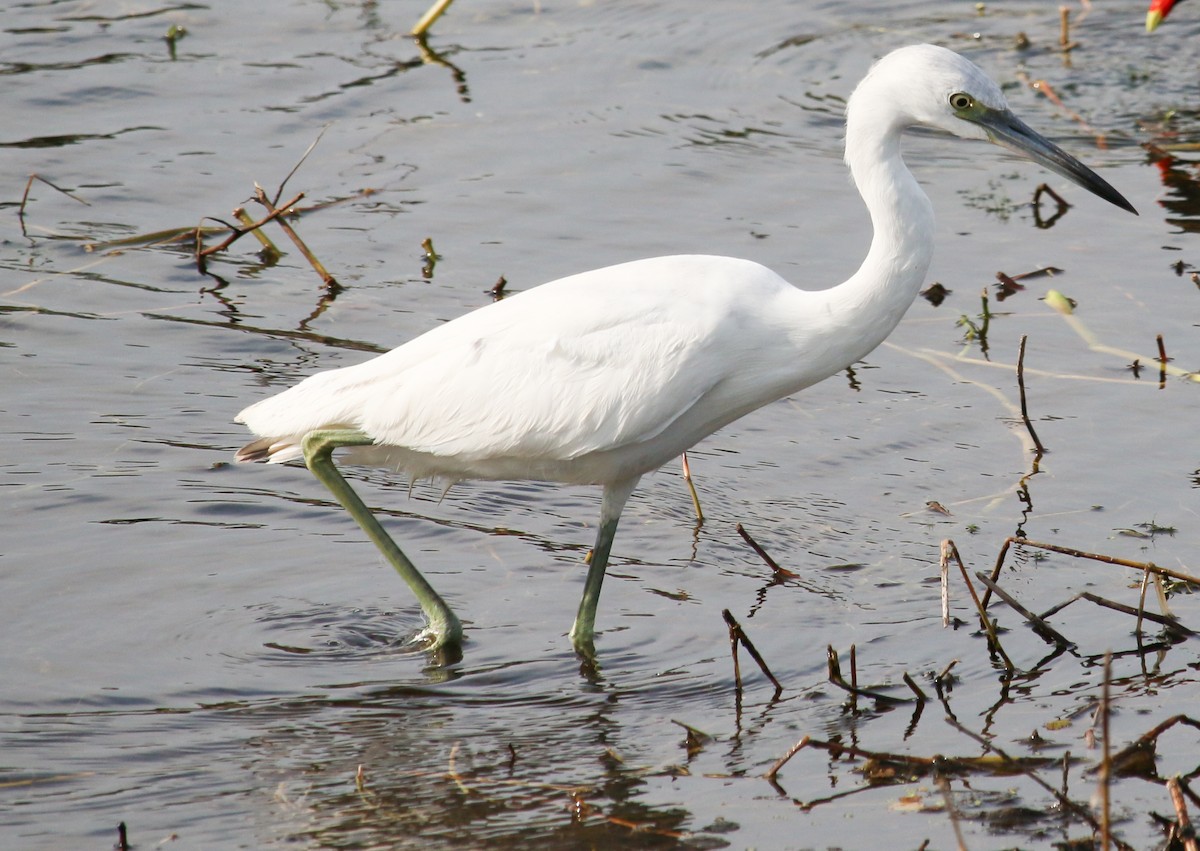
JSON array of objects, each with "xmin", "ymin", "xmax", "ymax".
[{"xmin": 3, "ymin": 1, "xmax": 1199, "ymax": 848}]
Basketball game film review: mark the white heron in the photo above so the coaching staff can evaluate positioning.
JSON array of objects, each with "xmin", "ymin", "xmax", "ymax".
[{"xmin": 235, "ymin": 44, "xmax": 1135, "ymax": 657}]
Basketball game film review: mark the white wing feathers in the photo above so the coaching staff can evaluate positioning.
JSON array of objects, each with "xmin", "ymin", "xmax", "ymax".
[{"xmin": 236, "ymin": 256, "xmax": 797, "ymax": 476}]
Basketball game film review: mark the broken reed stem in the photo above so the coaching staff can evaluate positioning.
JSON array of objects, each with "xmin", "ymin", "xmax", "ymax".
[
  {"xmin": 765, "ymin": 736, "xmax": 810, "ymax": 781},
  {"xmin": 1077, "ymin": 592, "xmax": 1196, "ymax": 637},
  {"xmin": 1017, "ymin": 335, "xmax": 1046, "ymax": 455},
  {"xmin": 252, "ymin": 185, "xmax": 338, "ymax": 288},
  {"xmin": 974, "ymin": 571, "xmax": 1073, "ymax": 648},
  {"xmin": 941, "ymin": 544, "xmax": 951, "ymax": 627},
  {"xmin": 1100, "ymin": 651, "xmax": 1113, "ymax": 851},
  {"xmin": 827, "ymin": 646, "xmax": 910, "ymax": 705},
  {"xmin": 726, "ymin": 610, "xmax": 742, "ymax": 692},
  {"xmin": 196, "ymin": 191, "xmax": 303, "ymax": 261},
  {"xmin": 901, "ymin": 672, "xmax": 928, "ymax": 702},
  {"xmin": 411, "ymin": 0, "xmax": 456, "ymax": 36},
  {"xmin": 233, "ymin": 206, "xmax": 280, "ymax": 252},
  {"xmin": 850, "ymin": 644, "xmax": 858, "ymax": 712},
  {"xmin": 1059, "ymin": 5, "xmax": 1073, "ymax": 49},
  {"xmin": 680, "ymin": 451, "xmax": 704, "ymax": 524},
  {"xmin": 18, "ymin": 173, "xmax": 91, "ymax": 237},
  {"xmin": 1136, "ymin": 568, "xmax": 1152, "ymax": 640},
  {"xmin": 722, "ymin": 609, "xmax": 782, "ymax": 695},
  {"xmin": 1167, "ymin": 777, "xmax": 1200, "ymax": 851},
  {"xmin": 942, "ymin": 540, "xmax": 1015, "ymax": 671},
  {"xmin": 1109, "ymin": 715, "xmax": 1200, "ymax": 769},
  {"xmin": 983, "ymin": 537, "xmax": 1200, "ymax": 610},
  {"xmin": 736, "ymin": 524, "xmax": 799, "ymax": 578}
]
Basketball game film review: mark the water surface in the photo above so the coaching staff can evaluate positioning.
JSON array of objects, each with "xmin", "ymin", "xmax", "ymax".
[{"xmin": 2, "ymin": 1, "xmax": 1199, "ymax": 848}]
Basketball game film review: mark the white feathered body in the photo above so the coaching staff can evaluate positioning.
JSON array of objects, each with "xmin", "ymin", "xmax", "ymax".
[{"xmin": 236, "ymin": 249, "xmax": 925, "ymax": 486}]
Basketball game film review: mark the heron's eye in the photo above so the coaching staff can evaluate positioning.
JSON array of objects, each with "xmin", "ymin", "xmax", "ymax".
[{"xmin": 949, "ymin": 92, "xmax": 974, "ymax": 111}]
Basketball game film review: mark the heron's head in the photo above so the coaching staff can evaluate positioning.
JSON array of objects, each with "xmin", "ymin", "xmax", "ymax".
[{"xmin": 849, "ymin": 44, "xmax": 1135, "ymax": 214}]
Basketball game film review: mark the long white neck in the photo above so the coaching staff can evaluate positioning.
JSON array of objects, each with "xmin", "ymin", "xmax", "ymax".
[{"xmin": 800, "ymin": 106, "xmax": 935, "ymax": 366}]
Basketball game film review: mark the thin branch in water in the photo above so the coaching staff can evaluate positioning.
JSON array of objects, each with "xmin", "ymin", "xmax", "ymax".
[
  {"xmin": 195, "ymin": 192, "xmax": 303, "ymax": 271},
  {"xmin": 736, "ymin": 523, "xmax": 799, "ymax": 579},
  {"xmin": 942, "ymin": 540, "xmax": 1015, "ymax": 671},
  {"xmin": 722, "ymin": 609, "xmax": 782, "ymax": 696},
  {"xmin": 274, "ymin": 125, "xmax": 330, "ymax": 207},
  {"xmin": 18, "ymin": 174, "xmax": 91, "ymax": 238},
  {"xmin": 974, "ymin": 570, "xmax": 1073, "ymax": 649},
  {"xmin": 983, "ymin": 536, "xmax": 1200, "ymax": 611},
  {"xmin": 1099, "ymin": 651, "xmax": 1113, "ymax": 851},
  {"xmin": 233, "ymin": 206, "xmax": 282, "ymax": 254},
  {"xmin": 765, "ymin": 735, "xmax": 810, "ymax": 782},
  {"xmin": 941, "ymin": 542, "xmax": 951, "ymax": 627},
  {"xmin": 411, "ymin": 0, "xmax": 456, "ymax": 37},
  {"xmin": 826, "ymin": 645, "xmax": 910, "ymax": 705},
  {"xmin": 1059, "ymin": 4, "xmax": 1079, "ymax": 51},
  {"xmin": 253, "ymin": 185, "xmax": 339, "ymax": 289},
  {"xmin": 1167, "ymin": 777, "xmax": 1200, "ymax": 851},
  {"xmin": 1017, "ymin": 335, "xmax": 1045, "ymax": 455}
]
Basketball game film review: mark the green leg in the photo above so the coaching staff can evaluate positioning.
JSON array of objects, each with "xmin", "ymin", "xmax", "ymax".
[
  {"xmin": 302, "ymin": 429, "xmax": 463, "ymax": 651},
  {"xmin": 569, "ymin": 478, "xmax": 639, "ymax": 657}
]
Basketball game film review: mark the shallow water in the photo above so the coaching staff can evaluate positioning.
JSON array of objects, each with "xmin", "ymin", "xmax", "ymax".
[{"xmin": 2, "ymin": 1, "xmax": 1199, "ymax": 848}]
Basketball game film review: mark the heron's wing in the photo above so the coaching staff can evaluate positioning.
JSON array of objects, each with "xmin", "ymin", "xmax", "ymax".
[
  {"xmin": 358, "ymin": 283, "xmax": 731, "ymax": 462},
  {"xmin": 236, "ymin": 255, "xmax": 793, "ymax": 471}
]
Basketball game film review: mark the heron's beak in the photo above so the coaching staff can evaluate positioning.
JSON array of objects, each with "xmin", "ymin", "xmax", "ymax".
[{"xmin": 974, "ymin": 107, "xmax": 1137, "ymax": 215}]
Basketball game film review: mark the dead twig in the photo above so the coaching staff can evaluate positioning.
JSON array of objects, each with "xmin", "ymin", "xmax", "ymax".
[
  {"xmin": 983, "ymin": 537, "xmax": 1200, "ymax": 610},
  {"xmin": 1099, "ymin": 651, "xmax": 1112, "ymax": 851},
  {"xmin": 736, "ymin": 523, "xmax": 799, "ymax": 579},
  {"xmin": 826, "ymin": 646, "xmax": 910, "ymax": 705},
  {"xmin": 766, "ymin": 735, "xmax": 810, "ymax": 782},
  {"xmin": 1017, "ymin": 335, "xmax": 1046, "ymax": 455},
  {"xmin": 1168, "ymin": 777, "xmax": 1200, "ymax": 851},
  {"xmin": 1059, "ymin": 4, "xmax": 1078, "ymax": 51},
  {"xmin": 974, "ymin": 571, "xmax": 1074, "ymax": 649},
  {"xmin": 942, "ymin": 540, "xmax": 1015, "ymax": 671},
  {"xmin": 18, "ymin": 174, "xmax": 92, "ymax": 239},
  {"xmin": 233, "ymin": 206, "xmax": 281, "ymax": 254},
  {"xmin": 196, "ymin": 191, "xmax": 303, "ymax": 264},
  {"xmin": 722, "ymin": 609, "xmax": 782, "ymax": 696},
  {"xmin": 1076, "ymin": 592, "xmax": 1197, "ymax": 638},
  {"xmin": 252, "ymin": 184, "xmax": 338, "ymax": 288}
]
